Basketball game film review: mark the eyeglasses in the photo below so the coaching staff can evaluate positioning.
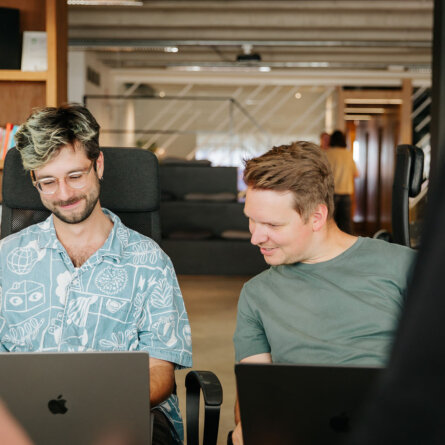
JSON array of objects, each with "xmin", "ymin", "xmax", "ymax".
[{"xmin": 31, "ymin": 161, "xmax": 95, "ymax": 195}]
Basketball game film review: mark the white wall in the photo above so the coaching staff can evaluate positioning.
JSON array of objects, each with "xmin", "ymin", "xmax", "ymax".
[
  {"xmin": 67, "ymin": 50, "xmax": 86, "ymax": 104},
  {"xmin": 68, "ymin": 50, "xmax": 113, "ymax": 145}
]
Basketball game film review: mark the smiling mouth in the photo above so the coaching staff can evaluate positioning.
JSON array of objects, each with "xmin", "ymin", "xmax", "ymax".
[
  {"xmin": 57, "ymin": 198, "xmax": 83, "ymax": 209},
  {"xmin": 260, "ymin": 247, "xmax": 276, "ymax": 255}
]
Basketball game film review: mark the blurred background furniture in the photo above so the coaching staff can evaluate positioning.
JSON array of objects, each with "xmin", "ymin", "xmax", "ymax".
[{"xmin": 160, "ymin": 161, "xmax": 267, "ymax": 275}]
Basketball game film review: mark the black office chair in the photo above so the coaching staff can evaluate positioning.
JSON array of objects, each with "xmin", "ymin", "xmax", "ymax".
[
  {"xmin": 1, "ymin": 146, "xmax": 223, "ymax": 445},
  {"xmin": 374, "ymin": 144, "xmax": 425, "ymax": 248},
  {"xmin": 391, "ymin": 144, "xmax": 425, "ymax": 247}
]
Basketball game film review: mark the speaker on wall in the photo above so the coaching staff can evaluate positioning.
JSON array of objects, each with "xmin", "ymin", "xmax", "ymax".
[{"xmin": 0, "ymin": 7, "xmax": 21, "ymax": 70}]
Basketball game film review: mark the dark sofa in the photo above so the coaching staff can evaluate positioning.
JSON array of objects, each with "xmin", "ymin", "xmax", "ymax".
[{"xmin": 159, "ymin": 162, "xmax": 267, "ymax": 275}]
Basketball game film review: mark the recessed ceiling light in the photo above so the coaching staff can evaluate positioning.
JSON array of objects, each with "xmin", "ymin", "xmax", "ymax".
[
  {"xmin": 295, "ymin": 92, "xmax": 302, "ymax": 99},
  {"xmin": 159, "ymin": 91, "xmax": 166, "ymax": 97},
  {"xmin": 164, "ymin": 47, "xmax": 178, "ymax": 53}
]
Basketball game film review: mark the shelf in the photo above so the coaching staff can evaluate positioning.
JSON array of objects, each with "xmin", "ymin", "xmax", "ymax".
[{"xmin": 0, "ymin": 70, "xmax": 47, "ymax": 81}]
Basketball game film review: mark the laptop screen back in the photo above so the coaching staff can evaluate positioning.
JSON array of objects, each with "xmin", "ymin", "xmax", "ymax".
[
  {"xmin": 0, "ymin": 352, "xmax": 151, "ymax": 445},
  {"xmin": 236, "ymin": 363, "xmax": 382, "ymax": 445}
]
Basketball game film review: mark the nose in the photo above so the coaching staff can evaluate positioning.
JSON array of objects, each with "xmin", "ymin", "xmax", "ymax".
[
  {"xmin": 56, "ymin": 178, "xmax": 76, "ymax": 200},
  {"xmin": 249, "ymin": 221, "xmax": 268, "ymax": 246}
]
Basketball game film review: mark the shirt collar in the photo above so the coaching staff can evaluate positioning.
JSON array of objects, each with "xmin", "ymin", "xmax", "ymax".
[{"xmin": 37, "ymin": 209, "xmax": 125, "ymax": 261}]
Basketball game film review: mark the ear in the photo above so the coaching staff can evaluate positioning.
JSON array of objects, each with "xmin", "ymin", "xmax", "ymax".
[
  {"xmin": 311, "ymin": 204, "xmax": 328, "ymax": 232},
  {"xmin": 96, "ymin": 151, "xmax": 104, "ymax": 179}
]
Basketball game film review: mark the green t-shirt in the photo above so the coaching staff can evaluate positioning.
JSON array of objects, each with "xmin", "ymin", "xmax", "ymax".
[{"xmin": 233, "ymin": 237, "xmax": 416, "ymax": 366}]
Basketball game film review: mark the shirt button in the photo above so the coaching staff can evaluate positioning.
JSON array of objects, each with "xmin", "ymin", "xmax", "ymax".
[{"xmin": 67, "ymin": 318, "xmax": 72, "ymax": 325}]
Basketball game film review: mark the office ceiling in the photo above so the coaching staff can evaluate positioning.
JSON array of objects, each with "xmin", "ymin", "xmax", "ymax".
[
  {"xmin": 68, "ymin": 0, "xmax": 434, "ymax": 159},
  {"xmin": 68, "ymin": 0, "xmax": 433, "ymax": 73}
]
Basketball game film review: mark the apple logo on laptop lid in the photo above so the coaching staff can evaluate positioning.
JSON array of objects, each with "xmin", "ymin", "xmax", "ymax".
[{"xmin": 48, "ymin": 395, "xmax": 68, "ymax": 415}]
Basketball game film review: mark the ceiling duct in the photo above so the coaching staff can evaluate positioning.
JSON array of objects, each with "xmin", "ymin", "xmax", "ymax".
[{"xmin": 123, "ymin": 83, "xmax": 156, "ymax": 96}]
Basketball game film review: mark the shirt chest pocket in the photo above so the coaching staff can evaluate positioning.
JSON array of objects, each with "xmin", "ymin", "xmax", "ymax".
[
  {"xmin": 95, "ymin": 297, "xmax": 138, "ymax": 350},
  {"xmin": 65, "ymin": 294, "xmax": 132, "ymax": 328},
  {"xmin": 61, "ymin": 294, "xmax": 136, "ymax": 350}
]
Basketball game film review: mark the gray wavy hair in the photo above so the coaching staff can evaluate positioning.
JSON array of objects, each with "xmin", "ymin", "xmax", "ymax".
[{"xmin": 14, "ymin": 104, "xmax": 100, "ymax": 170}]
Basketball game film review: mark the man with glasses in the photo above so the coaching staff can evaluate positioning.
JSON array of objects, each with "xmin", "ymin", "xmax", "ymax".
[{"xmin": 0, "ymin": 104, "xmax": 192, "ymax": 445}]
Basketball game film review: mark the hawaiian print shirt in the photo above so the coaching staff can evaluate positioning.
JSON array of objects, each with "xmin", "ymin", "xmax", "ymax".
[{"xmin": 0, "ymin": 209, "xmax": 192, "ymax": 443}]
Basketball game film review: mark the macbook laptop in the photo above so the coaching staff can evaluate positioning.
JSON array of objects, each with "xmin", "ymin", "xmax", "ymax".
[
  {"xmin": 0, "ymin": 351, "xmax": 151, "ymax": 445},
  {"xmin": 236, "ymin": 363, "xmax": 382, "ymax": 445}
]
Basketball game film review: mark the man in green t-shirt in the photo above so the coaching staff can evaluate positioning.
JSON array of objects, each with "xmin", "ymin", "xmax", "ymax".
[{"xmin": 231, "ymin": 141, "xmax": 415, "ymax": 445}]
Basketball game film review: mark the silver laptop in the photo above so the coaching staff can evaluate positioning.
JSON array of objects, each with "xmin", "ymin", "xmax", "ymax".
[
  {"xmin": 0, "ymin": 352, "xmax": 151, "ymax": 445},
  {"xmin": 236, "ymin": 363, "xmax": 382, "ymax": 445}
]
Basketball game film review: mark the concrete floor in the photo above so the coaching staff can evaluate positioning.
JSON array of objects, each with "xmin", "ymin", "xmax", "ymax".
[{"xmin": 176, "ymin": 275, "xmax": 250, "ymax": 445}]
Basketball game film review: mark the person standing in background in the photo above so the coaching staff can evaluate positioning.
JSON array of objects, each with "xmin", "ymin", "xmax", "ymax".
[
  {"xmin": 319, "ymin": 131, "xmax": 330, "ymax": 150},
  {"xmin": 325, "ymin": 130, "xmax": 359, "ymax": 234}
]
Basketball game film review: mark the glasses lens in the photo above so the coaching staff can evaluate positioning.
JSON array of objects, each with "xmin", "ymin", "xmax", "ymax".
[
  {"xmin": 34, "ymin": 162, "xmax": 93, "ymax": 194},
  {"xmin": 66, "ymin": 173, "xmax": 87, "ymax": 189},
  {"xmin": 38, "ymin": 180, "xmax": 57, "ymax": 194}
]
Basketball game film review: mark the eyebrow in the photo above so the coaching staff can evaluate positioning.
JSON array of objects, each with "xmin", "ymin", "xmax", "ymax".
[
  {"xmin": 34, "ymin": 166, "xmax": 88, "ymax": 180},
  {"xmin": 244, "ymin": 212, "xmax": 283, "ymax": 225}
]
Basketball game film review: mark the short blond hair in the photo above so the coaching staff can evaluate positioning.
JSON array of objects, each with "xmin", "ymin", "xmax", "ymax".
[
  {"xmin": 14, "ymin": 104, "xmax": 100, "ymax": 171},
  {"xmin": 243, "ymin": 141, "xmax": 335, "ymax": 221}
]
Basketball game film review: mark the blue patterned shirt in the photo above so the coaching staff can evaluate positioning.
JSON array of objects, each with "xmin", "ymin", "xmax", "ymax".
[{"xmin": 0, "ymin": 209, "xmax": 192, "ymax": 442}]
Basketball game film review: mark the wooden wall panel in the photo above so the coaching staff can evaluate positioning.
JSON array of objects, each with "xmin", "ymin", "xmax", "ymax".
[{"xmin": 0, "ymin": 82, "xmax": 46, "ymax": 126}]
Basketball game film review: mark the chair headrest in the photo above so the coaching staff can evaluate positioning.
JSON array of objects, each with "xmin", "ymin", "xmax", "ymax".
[{"xmin": 2, "ymin": 147, "xmax": 160, "ymax": 212}]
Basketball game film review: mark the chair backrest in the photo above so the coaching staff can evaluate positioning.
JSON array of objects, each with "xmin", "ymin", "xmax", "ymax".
[
  {"xmin": 1, "ymin": 146, "xmax": 161, "ymax": 243},
  {"xmin": 391, "ymin": 144, "xmax": 424, "ymax": 247}
]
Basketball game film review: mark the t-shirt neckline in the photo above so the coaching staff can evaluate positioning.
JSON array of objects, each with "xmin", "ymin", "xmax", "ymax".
[{"xmin": 282, "ymin": 236, "xmax": 364, "ymax": 271}]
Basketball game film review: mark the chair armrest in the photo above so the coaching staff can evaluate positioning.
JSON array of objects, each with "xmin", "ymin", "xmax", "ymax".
[{"xmin": 185, "ymin": 370, "xmax": 223, "ymax": 445}]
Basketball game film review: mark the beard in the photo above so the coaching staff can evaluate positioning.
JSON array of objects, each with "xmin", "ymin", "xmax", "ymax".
[
  {"xmin": 51, "ymin": 194, "xmax": 99, "ymax": 224},
  {"xmin": 42, "ymin": 180, "xmax": 101, "ymax": 225}
]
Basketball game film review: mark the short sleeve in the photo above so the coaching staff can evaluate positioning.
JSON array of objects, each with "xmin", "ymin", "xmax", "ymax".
[
  {"xmin": 136, "ymin": 251, "xmax": 192, "ymax": 369},
  {"xmin": 233, "ymin": 284, "xmax": 270, "ymax": 362}
]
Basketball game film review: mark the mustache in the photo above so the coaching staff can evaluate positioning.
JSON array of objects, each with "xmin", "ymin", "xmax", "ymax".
[{"xmin": 53, "ymin": 196, "xmax": 85, "ymax": 207}]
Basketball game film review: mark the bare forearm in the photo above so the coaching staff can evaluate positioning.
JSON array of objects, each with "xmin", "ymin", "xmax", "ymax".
[
  {"xmin": 149, "ymin": 359, "xmax": 175, "ymax": 406},
  {"xmin": 235, "ymin": 396, "xmax": 241, "ymax": 424}
]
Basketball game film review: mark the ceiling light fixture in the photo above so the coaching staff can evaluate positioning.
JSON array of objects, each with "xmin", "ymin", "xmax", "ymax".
[
  {"xmin": 167, "ymin": 66, "xmax": 271, "ymax": 73},
  {"xmin": 67, "ymin": 0, "xmax": 143, "ymax": 5},
  {"xmin": 344, "ymin": 107, "xmax": 385, "ymax": 113},
  {"xmin": 345, "ymin": 115, "xmax": 372, "ymax": 120},
  {"xmin": 345, "ymin": 98, "xmax": 403, "ymax": 105},
  {"xmin": 236, "ymin": 43, "xmax": 262, "ymax": 62},
  {"xmin": 164, "ymin": 46, "xmax": 178, "ymax": 53},
  {"xmin": 295, "ymin": 92, "xmax": 302, "ymax": 99}
]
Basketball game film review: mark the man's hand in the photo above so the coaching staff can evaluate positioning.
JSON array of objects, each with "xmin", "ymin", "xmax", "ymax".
[
  {"xmin": 149, "ymin": 357, "xmax": 175, "ymax": 406},
  {"xmin": 232, "ymin": 422, "xmax": 244, "ymax": 445},
  {"xmin": 0, "ymin": 400, "xmax": 34, "ymax": 445}
]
